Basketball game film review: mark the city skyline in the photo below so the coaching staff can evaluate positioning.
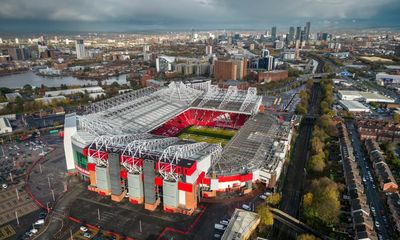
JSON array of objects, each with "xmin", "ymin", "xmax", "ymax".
[{"xmin": 0, "ymin": 0, "xmax": 400, "ymax": 32}]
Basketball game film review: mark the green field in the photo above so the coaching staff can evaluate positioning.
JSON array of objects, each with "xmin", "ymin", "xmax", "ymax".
[{"xmin": 177, "ymin": 126, "xmax": 237, "ymax": 147}]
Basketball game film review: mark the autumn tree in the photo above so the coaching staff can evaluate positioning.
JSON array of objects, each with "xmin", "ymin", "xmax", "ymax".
[
  {"xmin": 303, "ymin": 177, "xmax": 340, "ymax": 226},
  {"xmin": 266, "ymin": 193, "xmax": 281, "ymax": 206},
  {"xmin": 308, "ymin": 152, "xmax": 326, "ymax": 173},
  {"xmin": 257, "ymin": 205, "xmax": 274, "ymax": 227}
]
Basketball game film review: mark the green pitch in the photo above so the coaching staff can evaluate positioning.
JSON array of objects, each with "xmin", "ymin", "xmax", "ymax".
[{"xmin": 177, "ymin": 126, "xmax": 237, "ymax": 147}]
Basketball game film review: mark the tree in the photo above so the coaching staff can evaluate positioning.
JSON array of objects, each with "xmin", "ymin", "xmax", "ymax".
[
  {"xmin": 394, "ymin": 113, "xmax": 400, "ymax": 124},
  {"xmin": 256, "ymin": 205, "xmax": 274, "ymax": 227},
  {"xmin": 312, "ymin": 126, "xmax": 329, "ymax": 143},
  {"xmin": 317, "ymin": 115, "xmax": 336, "ymax": 137},
  {"xmin": 296, "ymin": 104, "xmax": 308, "ymax": 115},
  {"xmin": 320, "ymin": 100, "xmax": 330, "ymax": 115},
  {"xmin": 303, "ymin": 177, "xmax": 340, "ymax": 225},
  {"xmin": 14, "ymin": 96, "xmax": 24, "ymax": 113},
  {"xmin": 323, "ymin": 63, "xmax": 333, "ymax": 73},
  {"xmin": 266, "ymin": 193, "xmax": 281, "ymax": 206},
  {"xmin": 311, "ymin": 137, "xmax": 325, "ymax": 155},
  {"xmin": 308, "ymin": 153, "xmax": 326, "ymax": 172},
  {"xmin": 22, "ymin": 84, "xmax": 33, "ymax": 95},
  {"xmin": 297, "ymin": 234, "xmax": 319, "ymax": 240}
]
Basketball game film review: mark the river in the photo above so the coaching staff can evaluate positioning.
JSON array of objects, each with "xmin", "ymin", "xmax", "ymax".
[{"xmin": 0, "ymin": 71, "xmax": 128, "ymax": 89}]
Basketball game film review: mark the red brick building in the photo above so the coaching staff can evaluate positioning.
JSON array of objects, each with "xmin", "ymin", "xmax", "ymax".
[{"xmin": 252, "ymin": 70, "xmax": 288, "ymax": 83}]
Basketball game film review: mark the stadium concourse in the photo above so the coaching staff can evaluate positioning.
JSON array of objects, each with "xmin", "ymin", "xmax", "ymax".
[{"xmin": 63, "ymin": 81, "xmax": 293, "ymax": 215}]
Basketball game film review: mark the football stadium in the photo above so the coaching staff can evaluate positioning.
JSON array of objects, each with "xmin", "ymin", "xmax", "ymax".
[{"xmin": 64, "ymin": 81, "xmax": 293, "ymax": 215}]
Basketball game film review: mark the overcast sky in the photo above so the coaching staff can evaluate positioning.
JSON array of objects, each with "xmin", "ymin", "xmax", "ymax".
[{"xmin": 0, "ymin": 0, "xmax": 399, "ymax": 32}]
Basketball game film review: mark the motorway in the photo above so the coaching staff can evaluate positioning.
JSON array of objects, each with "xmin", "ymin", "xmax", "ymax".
[
  {"xmin": 346, "ymin": 120, "xmax": 391, "ymax": 240},
  {"xmin": 273, "ymin": 82, "xmax": 320, "ymax": 239}
]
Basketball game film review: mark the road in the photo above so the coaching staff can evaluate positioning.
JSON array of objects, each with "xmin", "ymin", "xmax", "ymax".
[
  {"xmin": 346, "ymin": 120, "xmax": 390, "ymax": 240},
  {"xmin": 272, "ymin": 82, "xmax": 321, "ymax": 239}
]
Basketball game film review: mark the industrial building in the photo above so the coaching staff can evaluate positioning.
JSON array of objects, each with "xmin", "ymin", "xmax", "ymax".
[
  {"xmin": 0, "ymin": 118, "xmax": 12, "ymax": 134},
  {"xmin": 64, "ymin": 81, "xmax": 293, "ymax": 214},
  {"xmin": 376, "ymin": 72, "xmax": 400, "ymax": 86},
  {"xmin": 338, "ymin": 90, "xmax": 395, "ymax": 103},
  {"xmin": 339, "ymin": 100, "xmax": 370, "ymax": 113}
]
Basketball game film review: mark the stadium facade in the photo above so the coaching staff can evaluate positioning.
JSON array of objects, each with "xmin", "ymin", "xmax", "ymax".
[{"xmin": 64, "ymin": 81, "xmax": 293, "ymax": 214}]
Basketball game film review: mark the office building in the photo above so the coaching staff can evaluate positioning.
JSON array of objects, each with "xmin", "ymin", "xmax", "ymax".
[
  {"xmin": 214, "ymin": 60, "xmax": 237, "ymax": 80},
  {"xmin": 75, "ymin": 39, "xmax": 86, "ymax": 60},
  {"xmin": 258, "ymin": 56, "xmax": 274, "ymax": 71},
  {"xmin": 205, "ymin": 45, "xmax": 213, "ymax": 55},
  {"xmin": 305, "ymin": 22, "xmax": 311, "ymax": 41},
  {"xmin": 274, "ymin": 41, "xmax": 284, "ymax": 49},
  {"xmin": 395, "ymin": 45, "xmax": 400, "ymax": 57},
  {"xmin": 7, "ymin": 48, "xmax": 22, "ymax": 61},
  {"xmin": 288, "ymin": 26, "xmax": 295, "ymax": 43},
  {"xmin": 261, "ymin": 49, "xmax": 270, "ymax": 58},
  {"xmin": 271, "ymin": 26, "xmax": 277, "ymax": 41},
  {"xmin": 295, "ymin": 26, "xmax": 302, "ymax": 40},
  {"xmin": 156, "ymin": 56, "xmax": 175, "ymax": 72},
  {"xmin": 233, "ymin": 59, "xmax": 248, "ymax": 80}
]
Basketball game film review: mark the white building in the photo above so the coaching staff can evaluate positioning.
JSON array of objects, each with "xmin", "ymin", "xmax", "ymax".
[
  {"xmin": 281, "ymin": 51, "xmax": 296, "ymax": 60},
  {"xmin": 35, "ymin": 96, "xmax": 66, "ymax": 105},
  {"xmin": 75, "ymin": 39, "xmax": 86, "ymax": 60},
  {"xmin": 338, "ymin": 90, "xmax": 395, "ymax": 103},
  {"xmin": 376, "ymin": 72, "xmax": 400, "ymax": 86},
  {"xmin": 0, "ymin": 118, "xmax": 12, "ymax": 134},
  {"xmin": 340, "ymin": 100, "xmax": 370, "ymax": 113},
  {"xmin": 45, "ymin": 87, "xmax": 104, "ymax": 98}
]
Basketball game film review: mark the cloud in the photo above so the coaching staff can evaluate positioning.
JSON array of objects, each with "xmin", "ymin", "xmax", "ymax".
[{"xmin": 0, "ymin": 0, "xmax": 398, "ymax": 31}]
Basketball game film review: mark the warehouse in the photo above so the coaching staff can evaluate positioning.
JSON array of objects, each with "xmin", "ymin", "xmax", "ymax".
[
  {"xmin": 338, "ymin": 90, "xmax": 394, "ymax": 103},
  {"xmin": 339, "ymin": 100, "xmax": 371, "ymax": 113}
]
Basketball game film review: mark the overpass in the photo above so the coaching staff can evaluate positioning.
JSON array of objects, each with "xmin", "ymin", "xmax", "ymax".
[{"xmin": 270, "ymin": 208, "xmax": 332, "ymax": 240}]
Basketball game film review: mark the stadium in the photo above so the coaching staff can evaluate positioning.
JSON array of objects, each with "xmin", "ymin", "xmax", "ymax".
[{"xmin": 63, "ymin": 81, "xmax": 293, "ymax": 215}]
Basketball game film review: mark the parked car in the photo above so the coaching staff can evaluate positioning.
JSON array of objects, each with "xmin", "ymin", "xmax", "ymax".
[
  {"xmin": 375, "ymin": 221, "xmax": 380, "ymax": 229},
  {"xmin": 83, "ymin": 232, "xmax": 92, "ymax": 238},
  {"xmin": 259, "ymin": 194, "xmax": 267, "ymax": 200},
  {"xmin": 242, "ymin": 204, "xmax": 251, "ymax": 211},
  {"xmin": 214, "ymin": 233, "xmax": 221, "ymax": 239},
  {"xmin": 220, "ymin": 220, "xmax": 229, "ymax": 225},
  {"xmin": 214, "ymin": 223, "xmax": 226, "ymax": 231},
  {"xmin": 80, "ymin": 226, "xmax": 89, "ymax": 232},
  {"xmin": 34, "ymin": 219, "xmax": 44, "ymax": 225}
]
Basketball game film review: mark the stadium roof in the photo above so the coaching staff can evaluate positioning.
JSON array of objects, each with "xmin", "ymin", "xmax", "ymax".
[
  {"xmin": 71, "ymin": 81, "xmax": 282, "ymax": 176},
  {"xmin": 213, "ymin": 112, "xmax": 290, "ymax": 176},
  {"xmin": 78, "ymin": 82, "xmax": 262, "ymax": 137}
]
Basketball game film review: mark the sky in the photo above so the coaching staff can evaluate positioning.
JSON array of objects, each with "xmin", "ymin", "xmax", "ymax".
[{"xmin": 0, "ymin": 0, "xmax": 400, "ymax": 32}]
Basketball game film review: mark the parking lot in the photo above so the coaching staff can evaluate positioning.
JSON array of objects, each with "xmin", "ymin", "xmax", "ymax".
[
  {"xmin": 0, "ymin": 134, "xmax": 55, "ymax": 239},
  {"xmin": 68, "ymin": 187, "xmax": 199, "ymax": 239},
  {"xmin": 0, "ymin": 183, "xmax": 40, "ymax": 226}
]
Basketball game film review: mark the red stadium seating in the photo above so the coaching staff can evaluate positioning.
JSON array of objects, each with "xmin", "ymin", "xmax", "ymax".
[{"xmin": 151, "ymin": 109, "xmax": 249, "ymax": 137}]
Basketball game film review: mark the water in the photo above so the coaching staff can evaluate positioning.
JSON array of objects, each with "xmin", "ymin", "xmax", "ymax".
[{"xmin": 0, "ymin": 71, "xmax": 128, "ymax": 89}]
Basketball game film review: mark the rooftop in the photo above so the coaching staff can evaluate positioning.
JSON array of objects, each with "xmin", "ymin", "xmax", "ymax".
[{"xmin": 221, "ymin": 209, "xmax": 260, "ymax": 240}]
